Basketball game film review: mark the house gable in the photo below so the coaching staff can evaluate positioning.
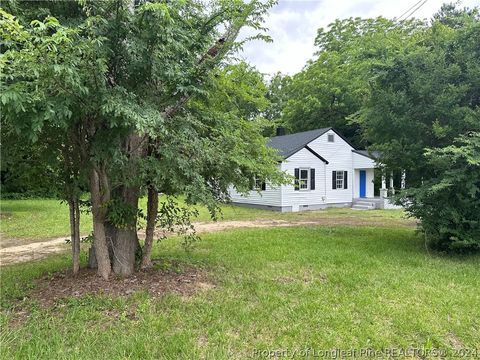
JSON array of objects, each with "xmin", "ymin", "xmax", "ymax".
[
  {"xmin": 305, "ymin": 129, "xmax": 358, "ymax": 203},
  {"xmin": 270, "ymin": 127, "xmax": 356, "ymax": 162}
]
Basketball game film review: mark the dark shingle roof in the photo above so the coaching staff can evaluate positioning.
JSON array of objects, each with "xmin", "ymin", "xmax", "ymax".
[
  {"xmin": 352, "ymin": 149, "xmax": 381, "ymax": 160},
  {"xmin": 267, "ymin": 128, "xmax": 331, "ymax": 158}
]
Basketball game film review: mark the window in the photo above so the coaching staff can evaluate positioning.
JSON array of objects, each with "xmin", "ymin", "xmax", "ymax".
[
  {"xmin": 299, "ymin": 169, "xmax": 309, "ymax": 190},
  {"xmin": 332, "ymin": 171, "xmax": 348, "ymax": 190},
  {"xmin": 336, "ymin": 171, "xmax": 344, "ymax": 189},
  {"xmin": 253, "ymin": 177, "xmax": 266, "ymax": 191},
  {"xmin": 295, "ymin": 168, "xmax": 315, "ymax": 191},
  {"xmin": 328, "ymin": 134, "xmax": 335, "ymax": 142}
]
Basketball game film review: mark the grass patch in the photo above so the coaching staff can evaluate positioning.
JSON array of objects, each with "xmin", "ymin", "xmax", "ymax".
[
  {"xmin": 0, "ymin": 199, "xmax": 92, "ymax": 245},
  {"xmin": 1, "ymin": 226, "xmax": 479, "ymax": 358},
  {"xmin": 1, "ymin": 198, "xmax": 407, "ymax": 244}
]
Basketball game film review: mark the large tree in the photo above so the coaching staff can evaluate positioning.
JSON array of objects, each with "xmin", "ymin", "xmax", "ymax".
[
  {"xmin": 356, "ymin": 6, "xmax": 480, "ymax": 185},
  {"xmin": 356, "ymin": 5, "xmax": 480, "ymax": 251},
  {"xmin": 1, "ymin": 0, "xmax": 284, "ymax": 278}
]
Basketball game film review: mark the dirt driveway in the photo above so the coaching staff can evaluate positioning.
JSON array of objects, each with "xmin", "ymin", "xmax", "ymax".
[{"xmin": 0, "ymin": 217, "xmax": 415, "ymax": 266}]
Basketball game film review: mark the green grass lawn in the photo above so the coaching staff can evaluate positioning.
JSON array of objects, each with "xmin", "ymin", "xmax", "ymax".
[
  {"xmin": 1, "ymin": 224, "xmax": 479, "ymax": 358},
  {"xmin": 0, "ymin": 198, "xmax": 407, "ymax": 244},
  {"xmin": 0, "ymin": 199, "xmax": 93, "ymax": 244}
]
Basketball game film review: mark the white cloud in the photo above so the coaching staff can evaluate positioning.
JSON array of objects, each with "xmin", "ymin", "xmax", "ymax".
[{"xmin": 239, "ymin": 0, "xmax": 479, "ymax": 75}]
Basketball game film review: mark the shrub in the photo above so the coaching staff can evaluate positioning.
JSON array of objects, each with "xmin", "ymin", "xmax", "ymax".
[{"xmin": 400, "ymin": 132, "xmax": 480, "ymax": 252}]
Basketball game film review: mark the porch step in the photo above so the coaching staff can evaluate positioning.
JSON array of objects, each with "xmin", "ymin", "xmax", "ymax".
[
  {"xmin": 352, "ymin": 199, "xmax": 376, "ymax": 210},
  {"xmin": 352, "ymin": 204, "xmax": 372, "ymax": 210}
]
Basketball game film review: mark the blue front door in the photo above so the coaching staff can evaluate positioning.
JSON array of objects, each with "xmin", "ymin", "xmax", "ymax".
[{"xmin": 359, "ymin": 170, "xmax": 366, "ymax": 198}]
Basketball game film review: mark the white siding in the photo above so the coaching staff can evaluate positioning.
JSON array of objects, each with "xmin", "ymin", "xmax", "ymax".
[
  {"xmin": 353, "ymin": 152, "xmax": 375, "ymax": 169},
  {"xmin": 281, "ymin": 148, "xmax": 326, "ymax": 210},
  {"xmin": 365, "ymin": 169, "xmax": 375, "ymax": 198},
  {"xmin": 228, "ymin": 186, "xmax": 282, "ymax": 207},
  {"xmin": 353, "ymin": 168, "xmax": 375, "ymax": 198},
  {"xmin": 228, "ymin": 165, "xmax": 282, "ymax": 207},
  {"xmin": 306, "ymin": 130, "xmax": 354, "ymax": 204},
  {"xmin": 352, "ymin": 153, "xmax": 375, "ymax": 198}
]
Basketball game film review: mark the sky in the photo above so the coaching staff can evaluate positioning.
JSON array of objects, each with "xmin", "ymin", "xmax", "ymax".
[{"xmin": 239, "ymin": 0, "xmax": 478, "ymax": 76}]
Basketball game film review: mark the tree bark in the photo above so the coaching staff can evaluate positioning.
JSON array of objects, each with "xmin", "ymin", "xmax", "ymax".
[
  {"xmin": 110, "ymin": 184, "xmax": 141, "ymax": 276},
  {"xmin": 90, "ymin": 167, "xmax": 111, "ymax": 280},
  {"xmin": 141, "ymin": 187, "xmax": 158, "ymax": 269},
  {"xmin": 73, "ymin": 198, "xmax": 81, "ymax": 274},
  {"xmin": 71, "ymin": 198, "xmax": 81, "ymax": 274},
  {"xmin": 68, "ymin": 198, "xmax": 81, "ymax": 274},
  {"xmin": 112, "ymin": 227, "xmax": 138, "ymax": 276},
  {"xmin": 88, "ymin": 246, "xmax": 97, "ymax": 269}
]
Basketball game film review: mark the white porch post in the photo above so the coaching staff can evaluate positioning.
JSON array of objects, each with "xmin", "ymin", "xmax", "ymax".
[
  {"xmin": 380, "ymin": 170, "xmax": 387, "ymax": 199},
  {"xmin": 389, "ymin": 171, "xmax": 395, "ymax": 195},
  {"xmin": 401, "ymin": 170, "xmax": 406, "ymax": 190}
]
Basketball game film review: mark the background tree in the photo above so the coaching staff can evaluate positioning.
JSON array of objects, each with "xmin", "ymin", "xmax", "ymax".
[
  {"xmin": 263, "ymin": 72, "xmax": 291, "ymax": 135},
  {"xmin": 278, "ymin": 17, "xmax": 424, "ymax": 145},
  {"xmin": 356, "ymin": 7, "xmax": 480, "ymax": 185}
]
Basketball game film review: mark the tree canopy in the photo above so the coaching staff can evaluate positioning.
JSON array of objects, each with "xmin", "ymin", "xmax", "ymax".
[
  {"xmin": 277, "ymin": 16, "xmax": 424, "ymax": 146},
  {"xmin": 1, "ymin": 0, "xmax": 285, "ymax": 278}
]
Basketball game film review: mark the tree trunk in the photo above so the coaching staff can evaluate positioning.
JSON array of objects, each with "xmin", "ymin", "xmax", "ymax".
[
  {"xmin": 105, "ymin": 221, "xmax": 117, "ymax": 263},
  {"xmin": 73, "ymin": 199, "xmax": 81, "ymax": 274},
  {"xmin": 72, "ymin": 199, "xmax": 81, "ymax": 274},
  {"xmin": 111, "ymin": 185, "xmax": 140, "ymax": 276},
  {"xmin": 88, "ymin": 246, "xmax": 97, "ymax": 269},
  {"xmin": 108, "ymin": 133, "xmax": 145, "ymax": 276},
  {"xmin": 141, "ymin": 187, "xmax": 158, "ymax": 269},
  {"xmin": 90, "ymin": 168, "xmax": 111, "ymax": 280},
  {"xmin": 69, "ymin": 198, "xmax": 81, "ymax": 274},
  {"xmin": 112, "ymin": 227, "xmax": 138, "ymax": 276}
]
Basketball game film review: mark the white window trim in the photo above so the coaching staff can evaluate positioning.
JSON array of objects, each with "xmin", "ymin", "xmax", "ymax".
[
  {"xmin": 299, "ymin": 168, "xmax": 310, "ymax": 191},
  {"xmin": 335, "ymin": 170, "xmax": 345, "ymax": 190},
  {"xmin": 253, "ymin": 176, "xmax": 263, "ymax": 191},
  {"xmin": 328, "ymin": 134, "xmax": 335, "ymax": 142}
]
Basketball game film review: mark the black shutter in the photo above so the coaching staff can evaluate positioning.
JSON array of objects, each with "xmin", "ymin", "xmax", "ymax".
[
  {"xmin": 332, "ymin": 171, "xmax": 337, "ymax": 189},
  {"xmin": 310, "ymin": 169, "xmax": 315, "ymax": 190},
  {"xmin": 344, "ymin": 171, "xmax": 348, "ymax": 189},
  {"xmin": 294, "ymin": 168, "xmax": 299, "ymax": 191},
  {"xmin": 261, "ymin": 181, "xmax": 266, "ymax": 191}
]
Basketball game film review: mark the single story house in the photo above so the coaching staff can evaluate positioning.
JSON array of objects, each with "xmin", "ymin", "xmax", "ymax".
[{"xmin": 229, "ymin": 127, "xmax": 380, "ymax": 212}]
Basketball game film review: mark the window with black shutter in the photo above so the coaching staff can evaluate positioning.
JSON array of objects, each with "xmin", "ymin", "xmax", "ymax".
[
  {"xmin": 294, "ymin": 168, "xmax": 299, "ymax": 191},
  {"xmin": 295, "ymin": 168, "xmax": 314, "ymax": 191},
  {"xmin": 253, "ymin": 177, "xmax": 266, "ymax": 191},
  {"xmin": 299, "ymin": 169, "xmax": 309, "ymax": 190},
  {"xmin": 332, "ymin": 170, "xmax": 348, "ymax": 189},
  {"xmin": 310, "ymin": 169, "xmax": 315, "ymax": 190}
]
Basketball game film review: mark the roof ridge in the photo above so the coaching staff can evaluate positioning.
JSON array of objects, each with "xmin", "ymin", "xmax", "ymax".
[
  {"xmin": 267, "ymin": 127, "xmax": 332, "ymax": 159},
  {"xmin": 270, "ymin": 127, "xmax": 331, "ymax": 139}
]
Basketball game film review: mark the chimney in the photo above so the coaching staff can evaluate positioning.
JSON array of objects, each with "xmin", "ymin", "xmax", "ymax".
[{"xmin": 276, "ymin": 127, "xmax": 286, "ymax": 136}]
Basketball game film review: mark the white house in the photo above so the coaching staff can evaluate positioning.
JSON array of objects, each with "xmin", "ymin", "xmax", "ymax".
[{"xmin": 229, "ymin": 127, "xmax": 381, "ymax": 212}]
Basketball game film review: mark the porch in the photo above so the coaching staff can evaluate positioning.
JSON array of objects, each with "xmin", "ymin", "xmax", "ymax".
[{"xmin": 351, "ymin": 169, "xmax": 406, "ymax": 210}]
